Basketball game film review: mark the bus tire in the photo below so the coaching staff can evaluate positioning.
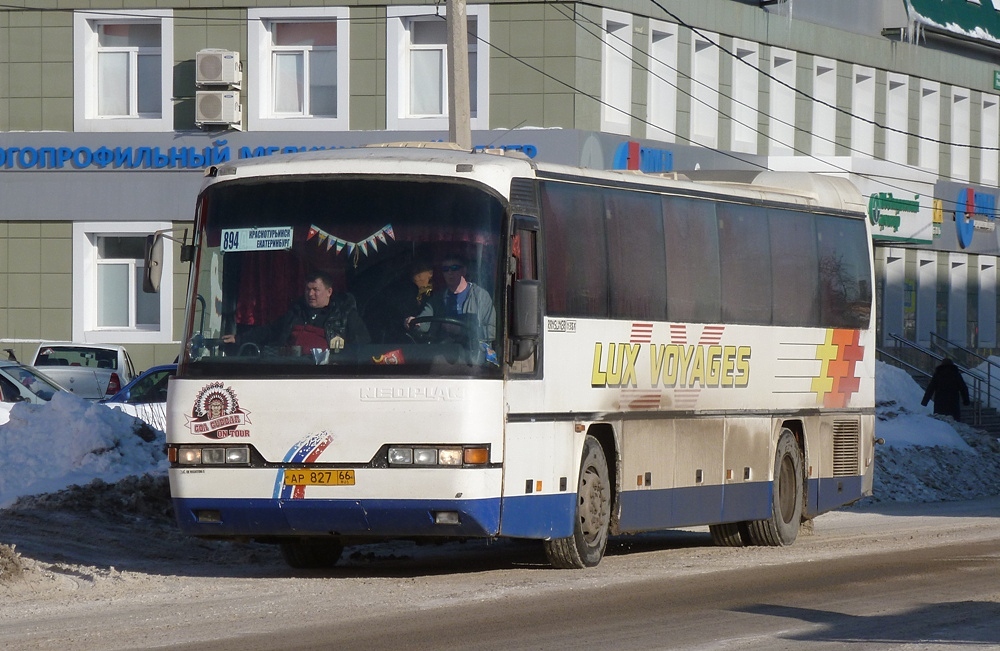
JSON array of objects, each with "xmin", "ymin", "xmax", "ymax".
[
  {"xmin": 747, "ymin": 430, "xmax": 803, "ymax": 547},
  {"xmin": 543, "ymin": 435, "xmax": 611, "ymax": 569},
  {"xmin": 280, "ymin": 538, "xmax": 344, "ymax": 569},
  {"xmin": 709, "ymin": 522, "xmax": 749, "ymax": 547}
]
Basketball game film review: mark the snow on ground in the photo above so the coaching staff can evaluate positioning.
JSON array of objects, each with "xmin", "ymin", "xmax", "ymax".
[
  {"xmin": 0, "ymin": 361, "xmax": 999, "ymax": 577},
  {"xmin": 0, "ymin": 392, "xmax": 167, "ymax": 509}
]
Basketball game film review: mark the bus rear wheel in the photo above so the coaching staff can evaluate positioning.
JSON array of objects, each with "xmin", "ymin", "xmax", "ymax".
[
  {"xmin": 544, "ymin": 435, "xmax": 611, "ymax": 569},
  {"xmin": 710, "ymin": 521, "xmax": 750, "ymax": 547},
  {"xmin": 280, "ymin": 538, "xmax": 344, "ymax": 569},
  {"xmin": 747, "ymin": 429, "xmax": 803, "ymax": 547}
]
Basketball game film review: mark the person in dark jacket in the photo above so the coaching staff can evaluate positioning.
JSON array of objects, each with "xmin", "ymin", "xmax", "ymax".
[
  {"xmin": 368, "ymin": 260, "xmax": 434, "ymax": 343},
  {"xmin": 225, "ymin": 270, "xmax": 370, "ymax": 354},
  {"xmin": 921, "ymin": 358, "xmax": 970, "ymax": 421}
]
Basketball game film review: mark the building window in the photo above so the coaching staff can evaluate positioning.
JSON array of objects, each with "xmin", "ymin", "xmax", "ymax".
[
  {"xmin": 851, "ymin": 66, "xmax": 875, "ymax": 158},
  {"xmin": 646, "ymin": 21, "xmax": 678, "ymax": 142},
  {"xmin": 248, "ymin": 8, "xmax": 350, "ymax": 131},
  {"xmin": 600, "ymin": 9, "xmax": 633, "ymax": 135},
  {"xmin": 386, "ymin": 5, "xmax": 489, "ymax": 131},
  {"xmin": 96, "ymin": 236, "xmax": 160, "ymax": 329},
  {"xmin": 951, "ymin": 88, "xmax": 971, "ymax": 181},
  {"xmin": 885, "ymin": 73, "xmax": 909, "ymax": 164},
  {"xmin": 769, "ymin": 48, "xmax": 796, "ymax": 155},
  {"xmin": 690, "ymin": 31, "xmax": 720, "ymax": 148},
  {"xmin": 981, "ymin": 94, "xmax": 999, "ymax": 185},
  {"xmin": 812, "ymin": 57, "xmax": 837, "ymax": 156},
  {"xmin": 73, "ymin": 223, "xmax": 174, "ymax": 344},
  {"xmin": 730, "ymin": 40, "xmax": 759, "ymax": 154},
  {"xmin": 74, "ymin": 11, "xmax": 173, "ymax": 132},
  {"xmin": 919, "ymin": 80, "xmax": 940, "ymax": 172}
]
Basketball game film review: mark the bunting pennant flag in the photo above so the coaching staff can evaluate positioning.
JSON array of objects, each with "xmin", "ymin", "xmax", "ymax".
[
  {"xmin": 307, "ymin": 224, "xmax": 396, "ymax": 266},
  {"xmin": 306, "ymin": 224, "xmax": 396, "ymax": 267}
]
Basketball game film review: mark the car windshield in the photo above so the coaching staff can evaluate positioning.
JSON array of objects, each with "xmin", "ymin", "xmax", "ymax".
[
  {"xmin": 182, "ymin": 176, "xmax": 506, "ymax": 379},
  {"xmin": 1, "ymin": 366, "xmax": 63, "ymax": 401},
  {"xmin": 35, "ymin": 346, "xmax": 120, "ymax": 371}
]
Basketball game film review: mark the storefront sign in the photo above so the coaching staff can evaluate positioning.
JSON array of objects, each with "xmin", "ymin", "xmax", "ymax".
[
  {"xmin": 0, "ymin": 139, "xmax": 539, "ymax": 172},
  {"xmin": 867, "ymin": 192, "xmax": 919, "ymax": 233},
  {"xmin": 612, "ymin": 141, "xmax": 673, "ymax": 173},
  {"xmin": 955, "ymin": 187, "xmax": 997, "ymax": 248}
]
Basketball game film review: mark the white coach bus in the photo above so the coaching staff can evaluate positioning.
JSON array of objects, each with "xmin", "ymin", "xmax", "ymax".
[{"xmin": 157, "ymin": 144, "xmax": 876, "ymax": 569}]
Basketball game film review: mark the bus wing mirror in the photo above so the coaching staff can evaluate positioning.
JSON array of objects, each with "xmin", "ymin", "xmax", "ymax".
[
  {"xmin": 512, "ymin": 279, "xmax": 540, "ymax": 361},
  {"xmin": 143, "ymin": 228, "xmax": 192, "ymax": 293},
  {"xmin": 143, "ymin": 234, "xmax": 164, "ymax": 293}
]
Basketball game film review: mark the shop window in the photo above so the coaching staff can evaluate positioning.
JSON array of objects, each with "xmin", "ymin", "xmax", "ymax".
[
  {"xmin": 248, "ymin": 8, "xmax": 350, "ymax": 131},
  {"xmin": 386, "ymin": 5, "xmax": 489, "ymax": 131},
  {"xmin": 74, "ymin": 11, "xmax": 173, "ymax": 132},
  {"xmin": 73, "ymin": 223, "xmax": 174, "ymax": 344}
]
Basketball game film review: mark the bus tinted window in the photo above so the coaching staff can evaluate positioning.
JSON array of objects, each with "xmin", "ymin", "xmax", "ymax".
[
  {"xmin": 541, "ymin": 183, "xmax": 608, "ymax": 317},
  {"xmin": 663, "ymin": 197, "xmax": 722, "ymax": 323},
  {"xmin": 769, "ymin": 208, "xmax": 821, "ymax": 326},
  {"xmin": 606, "ymin": 190, "xmax": 667, "ymax": 321},
  {"xmin": 718, "ymin": 203, "xmax": 772, "ymax": 325},
  {"xmin": 817, "ymin": 216, "xmax": 872, "ymax": 328}
]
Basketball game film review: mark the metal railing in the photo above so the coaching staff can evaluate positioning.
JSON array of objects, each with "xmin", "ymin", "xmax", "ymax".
[{"xmin": 929, "ymin": 332, "xmax": 1000, "ymax": 416}]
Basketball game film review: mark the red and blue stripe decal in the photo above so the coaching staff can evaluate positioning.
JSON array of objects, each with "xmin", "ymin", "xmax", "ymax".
[{"xmin": 273, "ymin": 432, "xmax": 333, "ymax": 500}]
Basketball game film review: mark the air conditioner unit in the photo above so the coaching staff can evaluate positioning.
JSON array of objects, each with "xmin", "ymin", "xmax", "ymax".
[
  {"xmin": 196, "ymin": 90, "xmax": 242, "ymax": 128},
  {"xmin": 196, "ymin": 49, "xmax": 242, "ymax": 87}
]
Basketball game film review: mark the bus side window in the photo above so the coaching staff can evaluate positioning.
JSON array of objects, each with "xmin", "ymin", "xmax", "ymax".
[
  {"xmin": 511, "ymin": 221, "xmax": 539, "ymax": 372},
  {"xmin": 514, "ymin": 228, "xmax": 537, "ymax": 281}
]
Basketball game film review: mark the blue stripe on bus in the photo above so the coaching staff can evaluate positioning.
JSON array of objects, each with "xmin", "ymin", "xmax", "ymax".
[
  {"xmin": 617, "ymin": 476, "xmax": 866, "ymax": 530},
  {"xmin": 174, "ymin": 476, "xmax": 867, "ymax": 541},
  {"xmin": 807, "ymin": 475, "xmax": 865, "ymax": 517},
  {"xmin": 498, "ymin": 492, "xmax": 576, "ymax": 539},
  {"xmin": 172, "ymin": 496, "xmax": 503, "ymax": 538},
  {"xmin": 618, "ymin": 482, "xmax": 770, "ymax": 530}
]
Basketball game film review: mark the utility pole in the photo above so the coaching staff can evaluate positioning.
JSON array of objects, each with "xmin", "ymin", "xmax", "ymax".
[{"xmin": 446, "ymin": 0, "xmax": 472, "ymax": 150}]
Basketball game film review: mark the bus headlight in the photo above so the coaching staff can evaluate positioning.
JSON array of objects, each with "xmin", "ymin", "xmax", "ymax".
[
  {"xmin": 172, "ymin": 445, "xmax": 251, "ymax": 466},
  {"xmin": 437, "ymin": 448, "xmax": 463, "ymax": 466},
  {"xmin": 388, "ymin": 447, "xmax": 413, "ymax": 465},
  {"xmin": 386, "ymin": 445, "xmax": 489, "ymax": 467},
  {"xmin": 413, "ymin": 448, "xmax": 437, "ymax": 465}
]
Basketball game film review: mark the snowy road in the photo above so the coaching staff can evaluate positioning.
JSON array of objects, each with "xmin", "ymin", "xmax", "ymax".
[{"xmin": 2, "ymin": 496, "xmax": 998, "ymax": 650}]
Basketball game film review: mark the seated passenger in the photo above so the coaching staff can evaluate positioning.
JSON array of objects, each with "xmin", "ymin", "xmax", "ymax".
[
  {"xmin": 368, "ymin": 260, "xmax": 435, "ymax": 343},
  {"xmin": 225, "ymin": 271, "xmax": 370, "ymax": 353}
]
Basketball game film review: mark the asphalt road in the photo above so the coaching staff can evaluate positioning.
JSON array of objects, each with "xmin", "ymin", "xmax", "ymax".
[
  {"xmin": 176, "ymin": 501, "xmax": 1000, "ymax": 651},
  {"xmin": 3, "ymin": 498, "xmax": 999, "ymax": 650}
]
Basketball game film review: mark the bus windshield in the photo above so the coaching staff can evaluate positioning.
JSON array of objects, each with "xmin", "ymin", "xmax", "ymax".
[{"xmin": 182, "ymin": 176, "xmax": 506, "ymax": 379}]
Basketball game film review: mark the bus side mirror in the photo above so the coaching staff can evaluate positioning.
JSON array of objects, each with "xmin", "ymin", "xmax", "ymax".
[
  {"xmin": 512, "ymin": 279, "xmax": 540, "ymax": 360},
  {"xmin": 143, "ymin": 234, "xmax": 164, "ymax": 293}
]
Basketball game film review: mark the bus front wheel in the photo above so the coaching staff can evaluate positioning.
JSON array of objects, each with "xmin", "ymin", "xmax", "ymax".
[
  {"xmin": 543, "ymin": 435, "xmax": 612, "ymax": 569},
  {"xmin": 280, "ymin": 538, "xmax": 344, "ymax": 569},
  {"xmin": 747, "ymin": 429, "xmax": 803, "ymax": 546}
]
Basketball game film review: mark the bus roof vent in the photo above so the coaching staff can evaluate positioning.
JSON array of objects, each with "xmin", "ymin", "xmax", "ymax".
[{"xmin": 509, "ymin": 178, "xmax": 539, "ymax": 215}]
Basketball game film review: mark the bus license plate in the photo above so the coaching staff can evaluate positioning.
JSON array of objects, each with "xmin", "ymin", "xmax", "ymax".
[{"xmin": 283, "ymin": 469, "xmax": 355, "ymax": 486}]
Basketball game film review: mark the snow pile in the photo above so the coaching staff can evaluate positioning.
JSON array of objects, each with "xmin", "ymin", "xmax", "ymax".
[
  {"xmin": 0, "ymin": 392, "xmax": 167, "ymax": 508},
  {"xmin": 869, "ymin": 361, "xmax": 1000, "ymax": 503}
]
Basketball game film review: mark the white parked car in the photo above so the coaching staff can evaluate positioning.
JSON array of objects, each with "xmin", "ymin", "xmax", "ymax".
[
  {"xmin": 0, "ymin": 360, "xmax": 67, "ymax": 426},
  {"xmin": 31, "ymin": 343, "xmax": 137, "ymax": 400}
]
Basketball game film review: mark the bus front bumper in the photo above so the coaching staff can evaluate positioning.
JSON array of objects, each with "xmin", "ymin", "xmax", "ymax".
[{"xmin": 172, "ymin": 495, "xmax": 503, "ymax": 539}]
